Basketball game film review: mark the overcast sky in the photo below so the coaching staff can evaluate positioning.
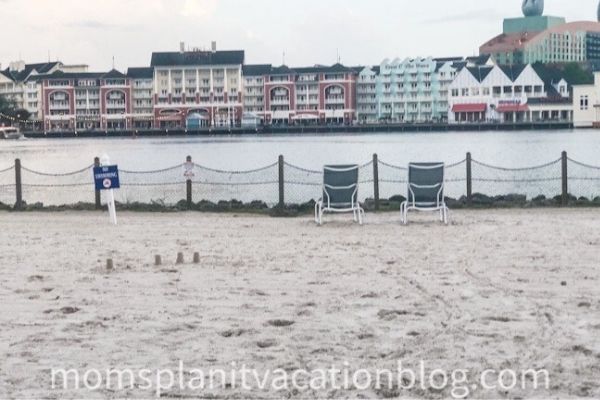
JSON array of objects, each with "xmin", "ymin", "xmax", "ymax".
[{"xmin": 1, "ymin": 0, "xmax": 599, "ymax": 71}]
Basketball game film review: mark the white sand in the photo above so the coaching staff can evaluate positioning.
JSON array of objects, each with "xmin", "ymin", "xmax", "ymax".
[{"xmin": 0, "ymin": 210, "xmax": 599, "ymax": 399}]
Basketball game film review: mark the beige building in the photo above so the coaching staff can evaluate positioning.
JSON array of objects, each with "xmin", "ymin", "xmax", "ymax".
[{"xmin": 573, "ymin": 72, "xmax": 600, "ymax": 128}]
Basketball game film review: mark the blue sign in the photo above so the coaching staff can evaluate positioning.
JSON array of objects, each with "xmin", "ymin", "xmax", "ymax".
[{"xmin": 93, "ymin": 165, "xmax": 120, "ymax": 190}]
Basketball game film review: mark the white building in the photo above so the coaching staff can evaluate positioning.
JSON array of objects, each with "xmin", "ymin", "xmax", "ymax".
[
  {"xmin": 151, "ymin": 43, "xmax": 244, "ymax": 128},
  {"xmin": 448, "ymin": 64, "xmax": 572, "ymax": 123},
  {"xmin": 0, "ymin": 61, "xmax": 88, "ymax": 122},
  {"xmin": 127, "ymin": 67, "xmax": 155, "ymax": 128},
  {"xmin": 357, "ymin": 56, "xmax": 493, "ymax": 124},
  {"xmin": 573, "ymin": 72, "xmax": 600, "ymax": 128}
]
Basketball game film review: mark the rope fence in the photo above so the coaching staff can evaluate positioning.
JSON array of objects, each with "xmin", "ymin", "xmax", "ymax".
[{"xmin": 2, "ymin": 151, "xmax": 600, "ymax": 210}]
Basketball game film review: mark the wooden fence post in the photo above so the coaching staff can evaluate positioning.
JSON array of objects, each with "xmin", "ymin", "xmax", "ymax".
[
  {"xmin": 561, "ymin": 151, "xmax": 568, "ymax": 206},
  {"xmin": 15, "ymin": 158, "xmax": 22, "ymax": 210},
  {"xmin": 186, "ymin": 155, "xmax": 193, "ymax": 208},
  {"xmin": 94, "ymin": 157, "xmax": 101, "ymax": 209},
  {"xmin": 466, "ymin": 152, "xmax": 472, "ymax": 206},
  {"xmin": 373, "ymin": 153, "xmax": 380, "ymax": 211},
  {"xmin": 278, "ymin": 155, "xmax": 284, "ymax": 209}
]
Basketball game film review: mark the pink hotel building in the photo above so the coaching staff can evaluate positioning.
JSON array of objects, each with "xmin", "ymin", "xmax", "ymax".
[{"xmin": 33, "ymin": 44, "xmax": 359, "ymax": 130}]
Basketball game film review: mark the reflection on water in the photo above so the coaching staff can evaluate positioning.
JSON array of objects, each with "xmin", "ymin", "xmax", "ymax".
[{"xmin": 1, "ymin": 130, "xmax": 599, "ymax": 172}]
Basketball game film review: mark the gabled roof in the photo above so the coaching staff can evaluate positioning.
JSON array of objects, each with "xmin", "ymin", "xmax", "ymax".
[
  {"xmin": 242, "ymin": 64, "xmax": 272, "ymax": 76},
  {"xmin": 270, "ymin": 65, "xmax": 293, "ymax": 75},
  {"xmin": 151, "ymin": 50, "xmax": 245, "ymax": 67},
  {"xmin": 466, "ymin": 66, "xmax": 494, "ymax": 82},
  {"xmin": 499, "ymin": 64, "xmax": 527, "ymax": 81},
  {"xmin": 452, "ymin": 61, "xmax": 468, "ymax": 70},
  {"xmin": 31, "ymin": 69, "xmax": 128, "ymax": 81},
  {"xmin": 433, "ymin": 56, "xmax": 464, "ymax": 62},
  {"xmin": 1, "ymin": 61, "xmax": 61, "ymax": 82},
  {"xmin": 293, "ymin": 63, "xmax": 353, "ymax": 74},
  {"xmin": 102, "ymin": 69, "xmax": 127, "ymax": 79},
  {"xmin": 254, "ymin": 63, "xmax": 357, "ymax": 76},
  {"xmin": 127, "ymin": 67, "xmax": 154, "ymax": 79},
  {"xmin": 466, "ymin": 55, "xmax": 491, "ymax": 66}
]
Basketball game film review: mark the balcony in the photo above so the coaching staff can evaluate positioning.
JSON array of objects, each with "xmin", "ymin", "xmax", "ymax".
[
  {"xmin": 325, "ymin": 97, "xmax": 345, "ymax": 105},
  {"xmin": 270, "ymin": 98, "xmax": 290, "ymax": 106},
  {"xmin": 49, "ymin": 104, "xmax": 70, "ymax": 111}
]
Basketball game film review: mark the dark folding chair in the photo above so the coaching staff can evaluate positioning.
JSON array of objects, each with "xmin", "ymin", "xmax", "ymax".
[
  {"xmin": 315, "ymin": 164, "xmax": 364, "ymax": 225},
  {"xmin": 400, "ymin": 163, "xmax": 449, "ymax": 224}
]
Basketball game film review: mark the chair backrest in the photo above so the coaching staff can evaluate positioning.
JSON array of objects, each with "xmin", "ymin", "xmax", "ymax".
[
  {"xmin": 408, "ymin": 163, "xmax": 445, "ymax": 204},
  {"xmin": 323, "ymin": 164, "xmax": 359, "ymax": 206}
]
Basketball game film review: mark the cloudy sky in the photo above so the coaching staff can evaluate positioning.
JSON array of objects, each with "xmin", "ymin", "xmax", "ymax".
[{"xmin": 1, "ymin": 0, "xmax": 599, "ymax": 70}]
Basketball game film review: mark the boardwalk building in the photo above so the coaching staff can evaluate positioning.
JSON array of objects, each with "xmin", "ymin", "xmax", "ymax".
[
  {"xmin": 448, "ymin": 64, "xmax": 572, "ymax": 123},
  {"xmin": 150, "ymin": 45, "xmax": 244, "ymax": 128},
  {"xmin": 35, "ymin": 70, "xmax": 132, "ymax": 131},
  {"xmin": 0, "ymin": 61, "xmax": 87, "ymax": 122},
  {"xmin": 357, "ymin": 57, "xmax": 492, "ymax": 124},
  {"xmin": 242, "ymin": 64, "xmax": 358, "ymax": 125}
]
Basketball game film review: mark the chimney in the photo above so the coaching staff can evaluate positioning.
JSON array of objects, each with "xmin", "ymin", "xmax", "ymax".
[
  {"xmin": 180, "ymin": 42, "xmax": 186, "ymax": 53},
  {"xmin": 211, "ymin": 41, "xmax": 217, "ymax": 53}
]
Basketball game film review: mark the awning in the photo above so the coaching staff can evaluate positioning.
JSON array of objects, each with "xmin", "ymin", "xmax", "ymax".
[
  {"xmin": 451, "ymin": 103, "xmax": 487, "ymax": 113},
  {"xmin": 496, "ymin": 104, "xmax": 529, "ymax": 113}
]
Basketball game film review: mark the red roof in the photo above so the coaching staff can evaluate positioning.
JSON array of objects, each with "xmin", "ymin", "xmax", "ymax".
[
  {"xmin": 451, "ymin": 103, "xmax": 487, "ymax": 113},
  {"xmin": 496, "ymin": 104, "xmax": 529, "ymax": 113}
]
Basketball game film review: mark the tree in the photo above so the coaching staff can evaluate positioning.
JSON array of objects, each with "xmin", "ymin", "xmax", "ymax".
[
  {"xmin": 561, "ymin": 63, "xmax": 594, "ymax": 85},
  {"xmin": 0, "ymin": 95, "xmax": 33, "ymax": 127},
  {"xmin": 0, "ymin": 95, "xmax": 17, "ymax": 126}
]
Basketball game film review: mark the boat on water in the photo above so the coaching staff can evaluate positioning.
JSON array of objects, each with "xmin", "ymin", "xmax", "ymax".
[{"xmin": 0, "ymin": 126, "xmax": 23, "ymax": 140}]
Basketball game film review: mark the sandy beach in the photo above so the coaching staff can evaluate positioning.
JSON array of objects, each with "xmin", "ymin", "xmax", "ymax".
[{"xmin": 0, "ymin": 210, "xmax": 599, "ymax": 399}]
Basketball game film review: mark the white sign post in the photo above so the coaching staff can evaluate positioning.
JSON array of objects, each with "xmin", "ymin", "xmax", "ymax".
[{"xmin": 100, "ymin": 154, "xmax": 118, "ymax": 225}]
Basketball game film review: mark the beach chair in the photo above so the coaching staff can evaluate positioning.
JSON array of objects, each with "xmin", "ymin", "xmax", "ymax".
[
  {"xmin": 400, "ymin": 163, "xmax": 449, "ymax": 224},
  {"xmin": 315, "ymin": 164, "xmax": 364, "ymax": 225}
]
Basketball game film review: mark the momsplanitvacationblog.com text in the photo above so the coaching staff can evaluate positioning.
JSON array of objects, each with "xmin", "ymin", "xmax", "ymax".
[{"xmin": 51, "ymin": 361, "xmax": 550, "ymax": 398}]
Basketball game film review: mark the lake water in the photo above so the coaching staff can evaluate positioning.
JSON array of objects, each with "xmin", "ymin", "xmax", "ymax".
[
  {"xmin": 1, "ymin": 129, "xmax": 600, "ymax": 206},
  {"xmin": 1, "ymin": 129, "xmax": 600, "ymax": 171}
]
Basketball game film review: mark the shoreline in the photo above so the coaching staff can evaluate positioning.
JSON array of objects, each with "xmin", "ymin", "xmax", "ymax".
[{"xmin": 21, "ymin": 121, "xmax": 574, "ymax": 139}]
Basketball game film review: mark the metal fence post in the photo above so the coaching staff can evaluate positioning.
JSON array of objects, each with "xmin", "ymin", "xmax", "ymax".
[
  {"xmin": 561, "ymin": 151, "xmax": 568, "ymax": 206},
  {"xmin": 373, "ymin": 153, "xmax": 380, "ymax": 211},
  {"xmin": 278, "ymin": 155, "xmax": 284, "ymax": 209},
  {"xmin": 94, "ymin": 157, "xmax": 101, "ymax": 209},
  {"xmin": 466, "ymin": 152, "xmax": 472, "ymax": 206},
  {"xmin": 14, "ymin": 158, "xmax": 22, "ymax": 210},
  {"xmin": 186, "ymin": 155, "xmax": 193, "ymax": 208}
]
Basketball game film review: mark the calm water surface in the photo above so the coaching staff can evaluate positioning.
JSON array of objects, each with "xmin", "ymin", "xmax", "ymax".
[{"xmin": 1, "ymin": 129, "xmax": 599, "ymax": 172}]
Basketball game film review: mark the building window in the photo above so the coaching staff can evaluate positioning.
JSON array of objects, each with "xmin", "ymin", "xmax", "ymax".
[
  {"xmin": 580, "ymin": 95, "xmax": 589, "ymax": 110},
  {"xmin": 451, "ymin": 89, "xmax": 459, "ymax": 97}
]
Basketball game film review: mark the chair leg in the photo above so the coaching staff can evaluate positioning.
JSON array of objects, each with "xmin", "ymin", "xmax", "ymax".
[
  {"xmin": 358, "ymin": 208, "xmax": 364, "ymax": 225},
  {"xmin": 353, "ymin": 208, "xmax": 358, "ymax": 223},
  {"xmin": 443, "ymin": 207, "xmax": 449, "ymax": 225}
]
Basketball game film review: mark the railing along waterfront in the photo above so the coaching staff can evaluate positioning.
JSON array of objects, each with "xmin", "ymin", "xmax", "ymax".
[{"xmin": 1, "ymin": 152, "xmax": 600, "ymax": 210}]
